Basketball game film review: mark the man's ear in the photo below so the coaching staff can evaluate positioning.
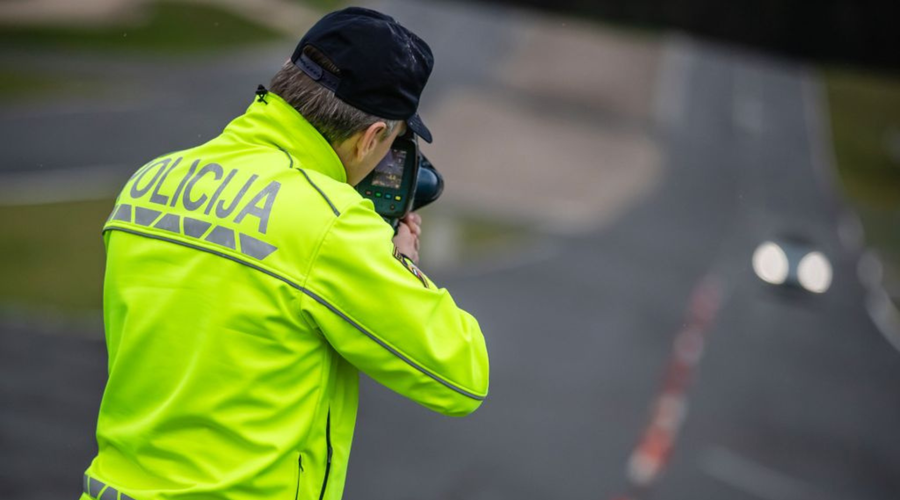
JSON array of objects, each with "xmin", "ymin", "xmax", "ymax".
[{"xmin": 355, "ymin": 121, "xmax": 388, "ymax": 161}]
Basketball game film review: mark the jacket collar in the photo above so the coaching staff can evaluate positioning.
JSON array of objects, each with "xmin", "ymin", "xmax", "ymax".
[{"xmin": 223, "ymin": 92, "xmax": 347, "ymax": 183}]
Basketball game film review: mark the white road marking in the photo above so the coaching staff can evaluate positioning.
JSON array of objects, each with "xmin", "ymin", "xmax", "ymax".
[
  {"xmin": 0, "ymin": 165, "xmax": 128, "ymax": 205},
  {"xmin": 866, "ymin": 287, "xmax": 900, "ymax": 353},
  {"xmin": 699, "ymin": 446, "xmax": 816, "ymax": 500},
  {"xmin": 837, "ymin": 210, "xmax": 865, "ymax": 253},
  {"xmin": 859, "ymin": 251, "xmax": 900, "ymax": 352},
  {"xmin": 857, "ymin": 250, "xmax": 884, "ymax": 288},
  {"xmin": 654, "ymin": 33, "xmax": 695, "ymax": 130},
  {"xmin": 615, "ymin": 277, "xmax": 723, "ymax": 496},
  {"xmin": 732, "ymin": 66, "xmax": 764, "ymax": 135},
  {"xmin": 801, "ymin": 74, "xmax": 842, "ymax": 206}
]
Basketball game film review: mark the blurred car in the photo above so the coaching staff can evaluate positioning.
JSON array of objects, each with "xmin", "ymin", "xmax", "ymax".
[{"xmin": 752, "ymin": 236, "xmax": 833, "ymax": 294}]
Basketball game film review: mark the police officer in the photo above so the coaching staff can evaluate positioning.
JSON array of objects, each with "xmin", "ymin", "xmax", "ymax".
[{"xmin": 80, "ymin": 7, "xmax": 489, "ymax": 500}]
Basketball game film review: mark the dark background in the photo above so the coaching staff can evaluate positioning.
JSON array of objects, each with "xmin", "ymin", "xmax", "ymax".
[{"xmin": 470, "ymin": 0, "xmax": 900, "ymax": 70}]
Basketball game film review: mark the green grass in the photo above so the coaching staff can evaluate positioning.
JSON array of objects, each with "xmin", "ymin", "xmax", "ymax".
[
  {"xmin": 826, "ymin": 70, "xmax": 900, "ymax": 208},
  {"xmin": 417, "ymin": 206, "xmax": 540, "ymax": 269},
  {"xmin": 0, "ymin": 70, "xmax": 64, "ymax": 94},
  {"xmin": 0, "ymin": 69, "xmax": 105, "ymax": 102},
  {"xmin": 456, "ymin": 216, "xmax": 536, "ymax": 260},
  {"xmin": 0, "ymin": 1, "xmax": 283, "ymax": 55},
  {"xmin": 0, "ymin": 199, "xmax": 113, "ymax": 312},
  {"xmin": 825, "ymin": 69, "xmax": 900, "ymax": 291}
]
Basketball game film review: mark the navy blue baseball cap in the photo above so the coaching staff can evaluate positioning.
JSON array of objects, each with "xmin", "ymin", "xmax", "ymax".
[{"xmin": 291, "ymin": 7, "xmax": 434, "ymax": 143}]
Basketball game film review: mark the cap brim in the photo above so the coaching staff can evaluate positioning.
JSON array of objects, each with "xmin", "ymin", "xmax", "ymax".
[{"xmin": 407, "ymin": 113, "xmax": 432, "ymax": 143}]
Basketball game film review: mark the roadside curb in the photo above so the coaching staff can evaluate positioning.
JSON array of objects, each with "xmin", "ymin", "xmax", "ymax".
[
  {"xmin": 0, "ymin": 303, "xmax": 103, "ymax": 340},
  {"xmin": 858, "ymin": 250, "xmax": 900, "ymax": 352},
  {"xmin": 0, "ymin": 164, "xmax": 127, "ymax": 206}
]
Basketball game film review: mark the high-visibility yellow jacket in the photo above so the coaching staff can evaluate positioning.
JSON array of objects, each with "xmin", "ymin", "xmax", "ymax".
[{"xmin": 80, "ymin": 92, "xmax": 489, "ymax": 500}]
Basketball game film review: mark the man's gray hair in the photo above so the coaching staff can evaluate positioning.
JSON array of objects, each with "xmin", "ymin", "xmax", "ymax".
[{"xmin": 270, "ymin": 46, "xmax": 400, "ymax": 145}]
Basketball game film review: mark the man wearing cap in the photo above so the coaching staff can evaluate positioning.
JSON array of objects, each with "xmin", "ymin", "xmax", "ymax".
[{"xmin": 80, "ymin": 7, "xmax": 489, "ymax": 500}]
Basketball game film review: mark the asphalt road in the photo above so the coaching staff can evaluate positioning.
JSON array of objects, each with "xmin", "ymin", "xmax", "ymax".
[{"xmin": 2, "ymin": 3, "xmax": 899, "ymax": 500}]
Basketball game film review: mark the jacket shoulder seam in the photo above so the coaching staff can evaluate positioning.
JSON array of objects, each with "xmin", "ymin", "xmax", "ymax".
[{"xmin": 278, "ymin": 146, "xmax": 341, "ymax": 217}]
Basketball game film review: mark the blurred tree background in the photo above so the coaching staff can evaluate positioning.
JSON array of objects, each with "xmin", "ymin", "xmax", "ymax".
[{"xmin": 470, "ymin": 0, "xmax": 900, "ymax": 69}]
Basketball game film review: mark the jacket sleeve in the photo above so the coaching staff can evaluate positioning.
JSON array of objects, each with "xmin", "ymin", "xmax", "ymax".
[{"xmin": 300, "ymin": 200, "xmax": 489, "ymax": 416}]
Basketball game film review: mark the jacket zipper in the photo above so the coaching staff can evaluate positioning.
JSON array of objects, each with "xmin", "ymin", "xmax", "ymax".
[
  {"xmin": 318, "ymin": 409, "xmax": 332, "ymax": 500},
  {"xmin": 293, "ymin": 453, "xmax": 303, "ymax": 500}
]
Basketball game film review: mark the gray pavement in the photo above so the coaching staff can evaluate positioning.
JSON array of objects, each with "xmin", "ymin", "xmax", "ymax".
[
  {"xmin": 0, "ymin": 47, "xmax": 279, "ymax": 177},
  {"xmin": 634, "ymin": 43, "xmax": 900, "ymax": 500},
  {"xmin": 2, "ymin": 3, "xmax": 900, "ymax": 500}
]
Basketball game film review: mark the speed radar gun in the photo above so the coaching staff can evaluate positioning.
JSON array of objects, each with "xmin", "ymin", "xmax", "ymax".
[{"xmin": 355, "ymin": 129, "xmax": 443, "ymax": 229}]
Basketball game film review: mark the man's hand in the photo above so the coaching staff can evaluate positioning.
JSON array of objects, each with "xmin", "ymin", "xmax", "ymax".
[{"xmin": 393, "ymin": 212, "xmax": 422, "ymax": 264}]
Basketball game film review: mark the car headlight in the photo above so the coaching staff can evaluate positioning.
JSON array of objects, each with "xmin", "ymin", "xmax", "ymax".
[
  {"xmin": 752, "ymin": 242, "xmax": 789, "ymax": 285},
  {"xmin": 797, "ymin": 251, "xmax": 832, "ymax": 293}
]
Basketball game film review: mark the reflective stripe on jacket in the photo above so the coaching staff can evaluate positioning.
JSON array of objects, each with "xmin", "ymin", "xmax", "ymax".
[{"xmin": 82, "ymin": 92, "xmax": 489, "ymax": 500}]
